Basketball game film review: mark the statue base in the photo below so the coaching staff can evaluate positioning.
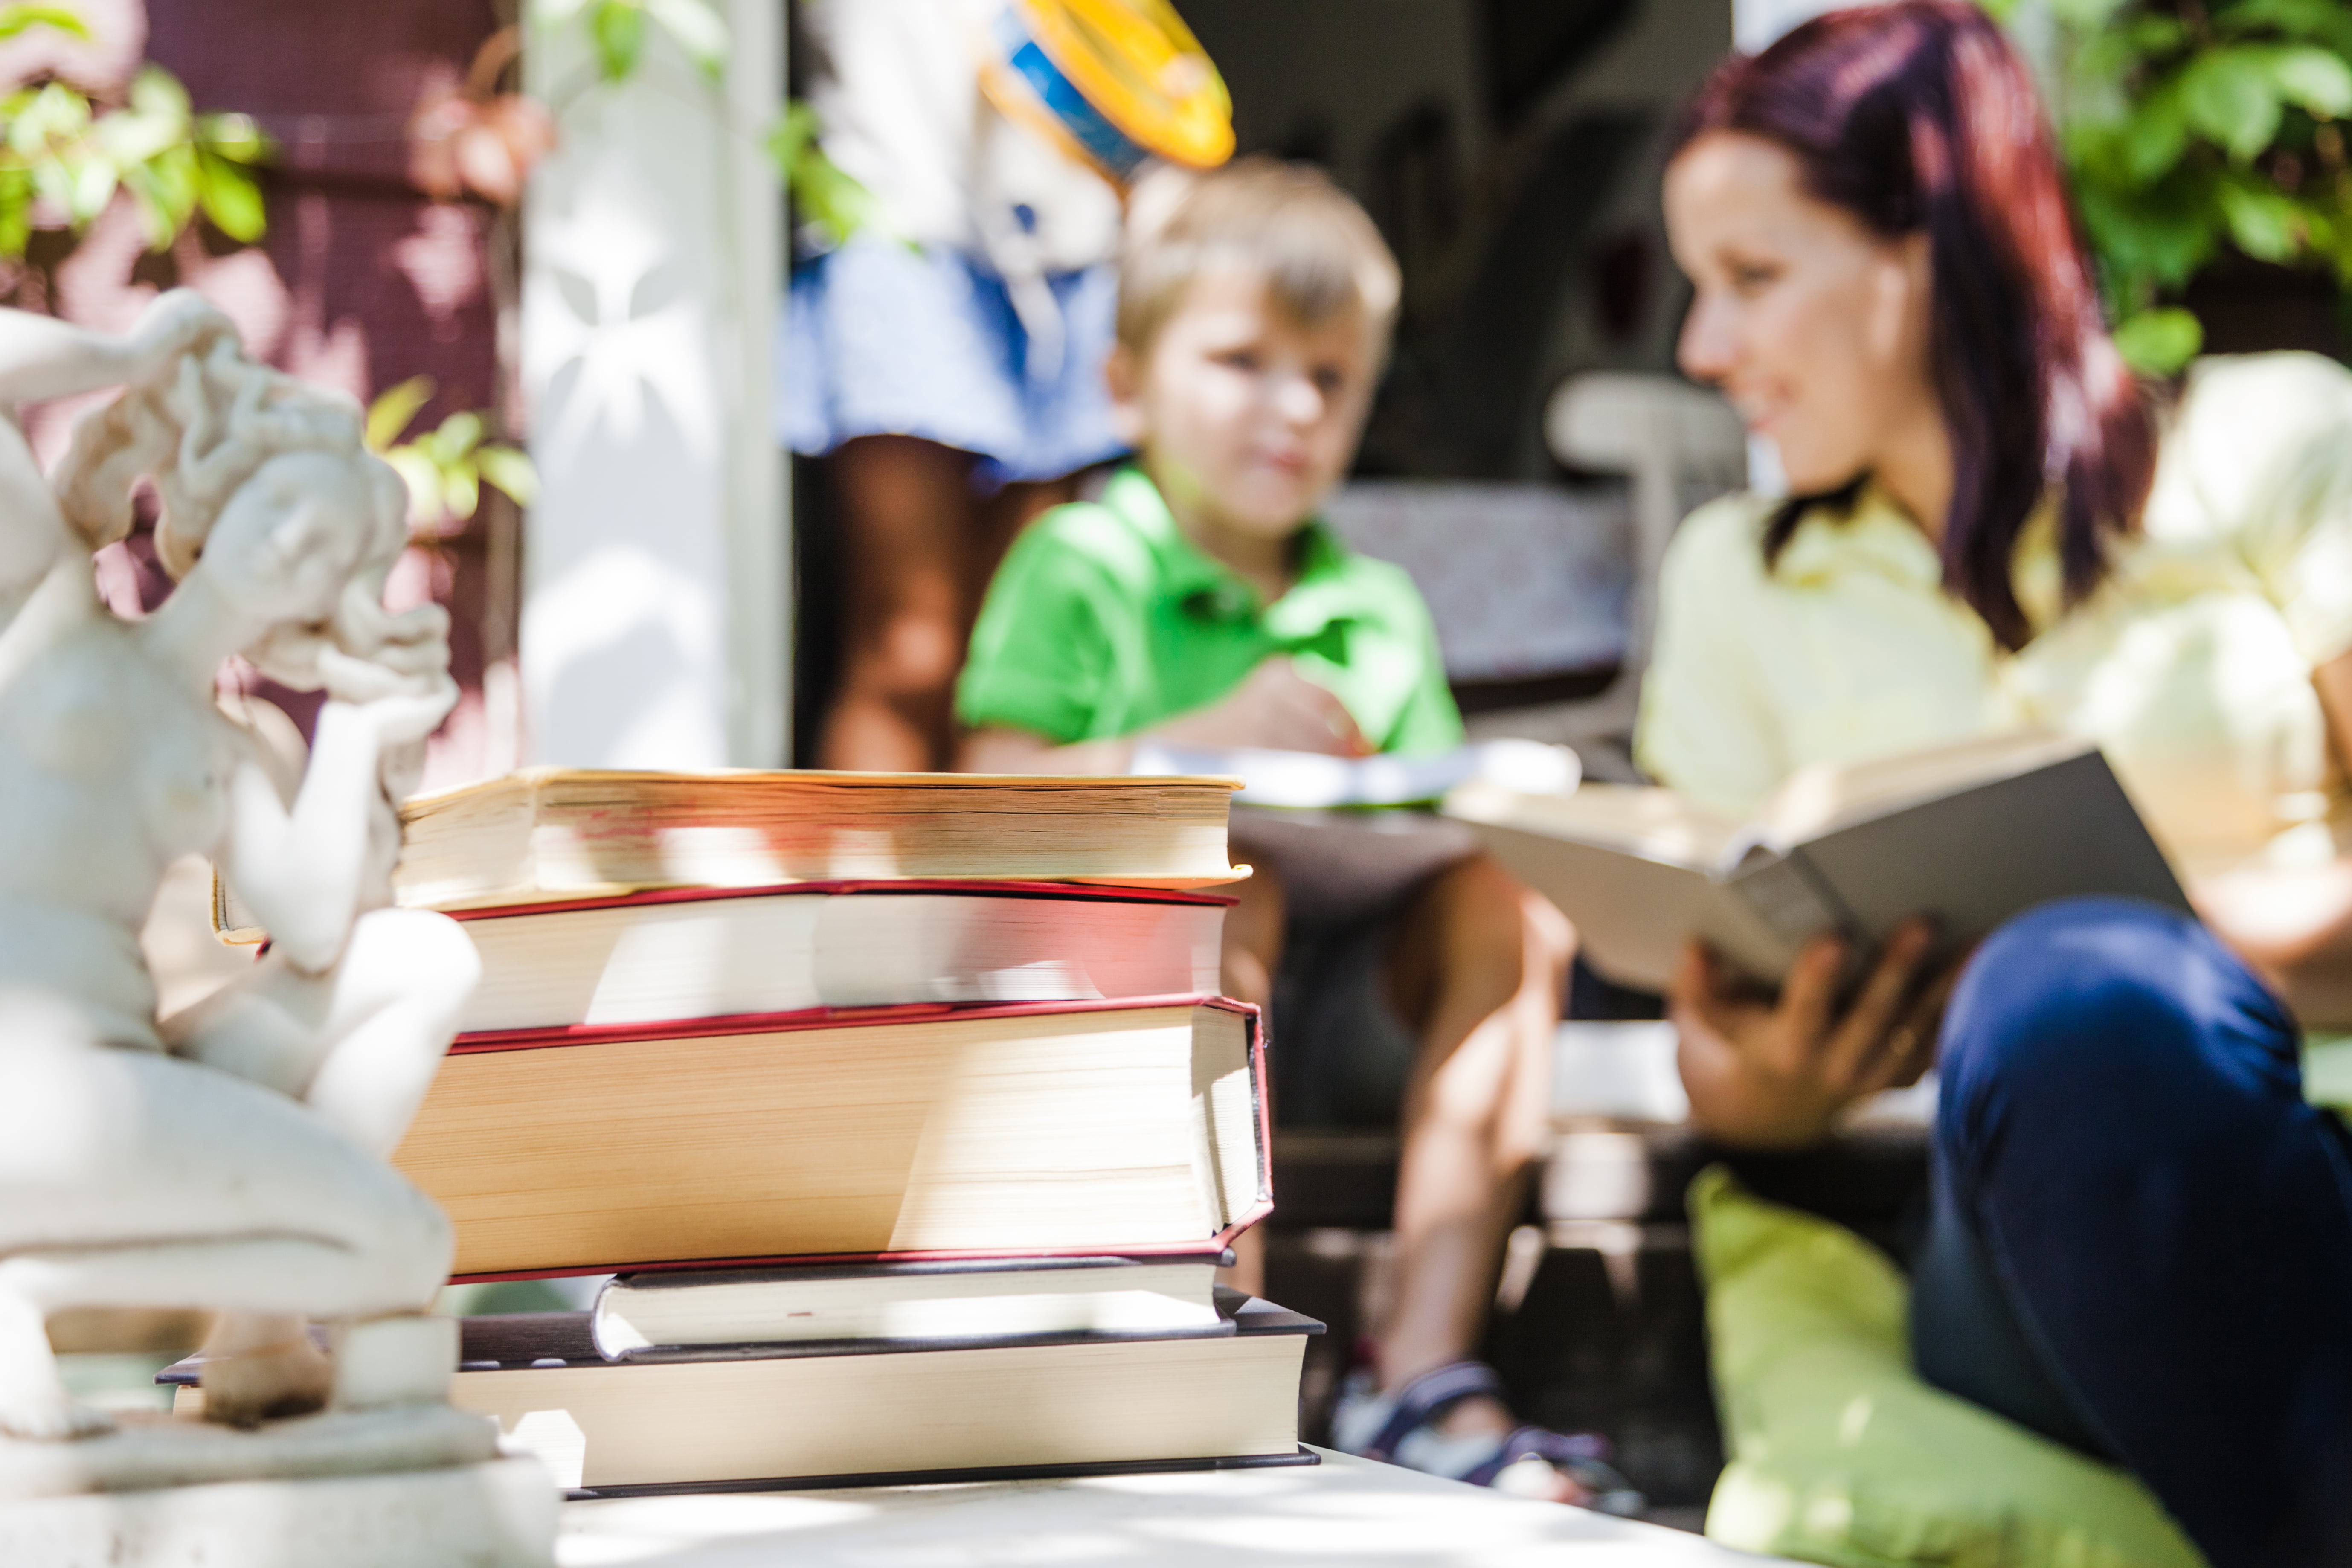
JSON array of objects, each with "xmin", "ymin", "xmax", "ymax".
[{"xmin": 0, "ymin": 1407, "xmax": 556, "ymax": 1567}]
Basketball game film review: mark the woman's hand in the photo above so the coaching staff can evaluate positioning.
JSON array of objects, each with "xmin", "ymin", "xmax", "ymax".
[
  {"xmin": 1670, "ymin": 918, "xmax": 1946, "ymax": 1149},
  {"xmin": 2195, "ymin": 861, "xmax": 2352, "ymax": 1026}
]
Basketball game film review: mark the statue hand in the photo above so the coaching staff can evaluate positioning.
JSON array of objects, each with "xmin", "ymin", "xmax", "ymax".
[
  {"xmin": 346, "ymin": 669, "xmax": 459, "ymax": 749},
  {"xmin": 129, "ymin": 290, "xmax": 238, "ymax": 381}
]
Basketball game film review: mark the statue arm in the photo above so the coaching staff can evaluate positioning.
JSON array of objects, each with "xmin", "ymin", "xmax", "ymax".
[
  {"xmin": 221, "ymin": 669, "xmax": 458, "ymax": 973},
  {"xmin": 221, "ymin": 703, "xmax": 387, "ymax": 974},
  {"xmin": 0, "ymin": 294, "xmax": 232, "ymax": 411}
]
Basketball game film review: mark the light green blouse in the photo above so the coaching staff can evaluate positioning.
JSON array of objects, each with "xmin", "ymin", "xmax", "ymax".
[
  {"xmin": 1635, "ymin": 352, "xmax": 2352, "ymax": 1097},
  {"xmin": 1638, "ymin": 352, "xmax": 2352, "ymax": 878}
]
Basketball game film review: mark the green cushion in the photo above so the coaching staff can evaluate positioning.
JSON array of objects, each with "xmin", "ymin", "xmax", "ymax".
[{"xmin": 1688, "ymin": 1165, "xmax": 2207, "ymax": 1568}]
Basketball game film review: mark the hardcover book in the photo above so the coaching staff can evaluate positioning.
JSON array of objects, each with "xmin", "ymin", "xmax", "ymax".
[
  {"xmin": 1446, "ymin": 730, "xmax": 2188, "ymax": 990},
  {"xmin": 590, "ymin": 1256, "xmax": 1223, "ymax": 1361},
  {"xmin": 447, "ymin": 881, "xmax": 1228, "ymax": 1034},
  {"xmin": 166, "ymin": 1295, "xmax": 1321, "ymax": 1496},
  {"xmin": 391, "ymin": 996, "xmax": 1270, "ymax": 1279},
  {"xmin": 391, "ymin": 769, "xmax": 1246, "ymax": 910}
]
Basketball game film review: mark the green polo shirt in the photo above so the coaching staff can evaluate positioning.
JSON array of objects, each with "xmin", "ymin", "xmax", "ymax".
[{"xmin": 957, "ymin": 466, "xmax": 1464, "ymax": 755}]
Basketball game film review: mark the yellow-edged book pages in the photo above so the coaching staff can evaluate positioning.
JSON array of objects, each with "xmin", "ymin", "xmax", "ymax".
[{"xmin": 392, "ymin": 768, "xmax": 1244, "ymax": 911}]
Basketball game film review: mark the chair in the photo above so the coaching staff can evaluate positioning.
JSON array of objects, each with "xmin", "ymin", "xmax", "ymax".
[{"xmin": 1539, "ymin": 372, "xmax": 1747, "ymax": 753}]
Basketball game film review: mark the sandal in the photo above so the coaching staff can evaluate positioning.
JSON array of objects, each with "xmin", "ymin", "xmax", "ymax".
[{"xmin": 1329, "ymin": 1359, "xmax": 1645, "ymax": 1514}]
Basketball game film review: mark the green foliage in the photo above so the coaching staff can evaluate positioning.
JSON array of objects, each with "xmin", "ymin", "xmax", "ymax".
[
  {"xmin": 0, "ymin": 6, "xmax": 271, "ymax": 261},
  {"xmin": 764, "ymin": 101, "xmax": 883, "ymax": 250},
  {"xmin": 535, "ymin": 0, "xmax": 728, "ymax": 83},
  {"xmin": 367, "ymin": 376, "xmax": 538, "ymax": 534},
  {"xmin": 533, "ymin": 0, "xmax": 878, "ymax": 249},
  {"xmin": 2025, "ymin": 0, "xmax": 2352, "ymax": 374},
  {"xmin": 0, "ymin": 4, "xmax": 86, "ymax": 43}
]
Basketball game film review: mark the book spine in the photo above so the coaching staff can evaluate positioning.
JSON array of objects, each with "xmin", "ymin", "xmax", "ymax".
[{"xmin": 1725, "ymin": 852, "xmax": 1852, "ymax": 948}]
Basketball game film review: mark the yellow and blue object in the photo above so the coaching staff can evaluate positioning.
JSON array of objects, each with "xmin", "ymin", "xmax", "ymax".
[{"xmin": 983, "ymin": 0, "xmax": 1234, "ymax": 183}]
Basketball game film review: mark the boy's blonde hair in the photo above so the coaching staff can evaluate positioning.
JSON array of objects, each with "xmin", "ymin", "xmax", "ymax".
[{"xmin": 1116, "ymin": 157, "xmax": 1401, "ymax": 354}]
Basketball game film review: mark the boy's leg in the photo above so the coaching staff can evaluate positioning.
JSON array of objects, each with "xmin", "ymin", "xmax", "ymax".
[
  {"xmin": 1378, "ymin": 856, "xmax": 1570, "ymax": 1420},
  {"xmin": 819, "ymin": 436, "xmax": 979, "ymax": 772},
  {"xmin": 1924, "ymin": 896, "xmax": 2352, "ymax": 1568}
]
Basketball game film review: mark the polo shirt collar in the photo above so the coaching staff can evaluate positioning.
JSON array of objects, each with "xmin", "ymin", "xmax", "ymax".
[{"xmin": 1102, "ymin": 465, "xmax": 1358, "ymax": 639}]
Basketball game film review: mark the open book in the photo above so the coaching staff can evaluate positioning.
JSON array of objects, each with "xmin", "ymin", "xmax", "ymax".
[{"xmin": 1444, "ymin": 731, "xmax": 2190, "ymax": 991}]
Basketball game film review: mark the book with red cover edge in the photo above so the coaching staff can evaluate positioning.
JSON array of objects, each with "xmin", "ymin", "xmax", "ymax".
[
  {"xmin": 441, "ymin": 878, "xmax": 1239, "ymax": 923},
  {"xmin": 437, "ymin": 993, "xmax": 1273, "ymax": 1284}
]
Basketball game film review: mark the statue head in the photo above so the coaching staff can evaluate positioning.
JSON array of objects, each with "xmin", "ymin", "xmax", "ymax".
[{"xmin": 55, "ymin": 339, "xmax": 430, "ymax": 694}]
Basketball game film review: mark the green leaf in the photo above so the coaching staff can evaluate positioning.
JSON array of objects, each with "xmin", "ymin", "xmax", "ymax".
[
  {"xmin": 2214, "ymin": 0, "xmax": 2352, "ymax": 54},
  {"xmin": 365, "ymin": 376, "xmax": 436, "ymax": 452},
  {"xmin": 764, "ymin": 101, "xmax": 816, "ymax": 172},
  {"xmin": 2181, "ymin": 46, "xmax": 2285, "ymax": 161},
  {"xmin": 127, "ymin": 65, "xmax": 191, "ymax": 122},
  {"xmin": 2049, "ymin": 0, "xmax": 2129, "ymax": 29},
  {"xmin": 2268, "ymin": 44, "xmax": 2352, "ymax": 116},
  {"xmin": 2119, "ymin": 14, "xmax": 2188, "ymax": 56},
  {"xmin": 0, "ymin": 167, "xmax": 32, "ymax": 258},
  {"xmin": 2216, "ymin": 177, "xmax": 2303, "ymax": 259},
  {"xmin": 424, "ymin": 409, "xmax": 484, "ymax": 465},
  {"xmin": 193, "ymin": 149, "xmax": 265, "ymax": 241},
  {"xmin": 66, "ymin": 156, "xmax": 113, "ymax": 223},
  {"xmin": 384, "ymin": 447, "xmax": 443, "ymax": 526},
  {"xmin": 474, "ymin": 444, "xmax": 540, "ymax": 508},
  {"xmin": 13, "ymin": 80, "xmax": 91, "ymax": 151},
  {"xmin": 2077, "ymin": 179, "xmax": 2221, "ymax": 294},
  {"xmin": 0, "ymin": 4, "xmax": 90, "ymax": 42},
  {"xmin": 121, "ymin": 144, "xmax": 196, "ymax": 247},
  {"xmin": 440, "ymin": 464, "xmax": 480, "ymax": 524},
  {"xmin": 590, "ymin": 0, "xmax": 644, "ymax": 81},
  {"xmin": 643, "ymin": 0, "xmax": 728, "ymax": 78},
  {"xmin": 197, "ymin": 112, "xmax": 272, "ymax": 166},
  {"xmin": 2111, "ymin": 307, "xmax": 2204, "ymax": 375},
  {"xmin": 2122, "ymin": 78, "xmax": 2192, "ymax": 182}
]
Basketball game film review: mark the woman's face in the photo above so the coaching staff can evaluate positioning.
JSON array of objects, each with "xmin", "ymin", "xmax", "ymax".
[{"xmin": 1664, "ymin": 132, "xmax": 1939, "ymax": 495}]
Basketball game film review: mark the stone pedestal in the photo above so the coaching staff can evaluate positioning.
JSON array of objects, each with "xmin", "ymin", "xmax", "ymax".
[
  {"xmin": 0, "ymin": 1455, "xmax": 555, "ymax": 1568},
  {"xmin": 0, "ymin": 1407, "xmax": 557, "ymax": 1568}
]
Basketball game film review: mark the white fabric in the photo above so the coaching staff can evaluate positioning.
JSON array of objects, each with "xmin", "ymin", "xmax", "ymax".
[{"xmin": 800, "ymin": 0, "xmax": 1123, "ymax": 274}]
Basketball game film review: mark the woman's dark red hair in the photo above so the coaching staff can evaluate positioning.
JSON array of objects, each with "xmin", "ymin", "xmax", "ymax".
[{"xmin": 1671, "ymin": 0, "xmax": 2153, "ymax": 649}]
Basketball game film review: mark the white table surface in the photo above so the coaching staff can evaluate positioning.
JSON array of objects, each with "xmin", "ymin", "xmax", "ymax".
[{"xmin": 557, "ymin": 1448, "xmax": 1778, "ymax": 1567}]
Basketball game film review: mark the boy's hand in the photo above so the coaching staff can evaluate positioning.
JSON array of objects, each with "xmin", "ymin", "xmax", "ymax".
[{"xmin": 1154, "ymin": 658, "xmax": 1371, "ymax": 756}]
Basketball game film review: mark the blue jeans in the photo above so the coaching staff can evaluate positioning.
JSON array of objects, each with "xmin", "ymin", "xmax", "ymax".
[{"xmin": 1912, "ymin": 897, "xmax": 2352, "ymax": 1567}]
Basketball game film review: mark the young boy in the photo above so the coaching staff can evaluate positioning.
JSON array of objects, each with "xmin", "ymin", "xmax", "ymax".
[{"xmin": 955, "ymin": 159, "xmax": 1627, "ymax": 1507}]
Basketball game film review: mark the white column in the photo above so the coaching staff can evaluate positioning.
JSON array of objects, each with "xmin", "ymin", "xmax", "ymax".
[
  {"xmin": 519, "ymin": 4, "xmax": 787, "ymax": 770},
  {"xmin": 1732, "ymin": 0, "xmax": 1877, "ymax": 52}
]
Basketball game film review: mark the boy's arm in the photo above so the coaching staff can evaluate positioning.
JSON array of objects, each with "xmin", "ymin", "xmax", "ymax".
[
  {"xmin": 958, "ymin": 726, "xmax": 1135, "ymax": 774},
  {"xmin": 956, "ymin": 658, "xmax": 1370, "ymax": 774}
]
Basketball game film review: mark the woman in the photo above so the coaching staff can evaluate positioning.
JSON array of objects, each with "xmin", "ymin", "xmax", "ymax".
[{"xmin": 1646, "ymin": 6, "xmax": 2352, "ymax": 1563}]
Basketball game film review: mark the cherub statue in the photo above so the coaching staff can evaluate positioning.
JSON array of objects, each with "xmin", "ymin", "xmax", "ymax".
[{"xmin": 0, "ymin": 293, "xmax": 481, "ymax": 1440}]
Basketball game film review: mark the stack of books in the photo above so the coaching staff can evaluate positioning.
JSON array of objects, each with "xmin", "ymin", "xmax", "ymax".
[{"xmin": 191, "ymin": 770, "xmax": 1321, "ymax": 1495}]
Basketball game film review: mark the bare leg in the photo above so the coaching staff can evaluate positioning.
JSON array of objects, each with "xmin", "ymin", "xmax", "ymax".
[
  {"xmin": 970, "ymin": 474, "xmax": 1077, "ymax": 606},
  {"xmin": 159, "ymin": 908, "xmax": 477, "ymax": 1420},
  {"xmin": 819, "ymin": 437, "xmax": 981, "ymax": 772},
  {"xmin": 0, "ymin": 1035, "xmax": 452, "ymax": 1437},
  {"xmin": 166, "ymin": 908, "xmax": 480, "ymax": 1157},
  {"xmin": 1215, "ymin": 862, "xmax": 1286, "ymax": 1299},
  {"xmin": 1377, "ymin": 857, "xmax": 1572, "ymax": 1478}
]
